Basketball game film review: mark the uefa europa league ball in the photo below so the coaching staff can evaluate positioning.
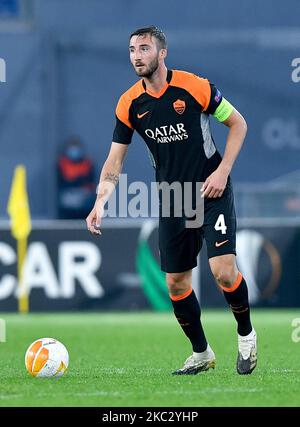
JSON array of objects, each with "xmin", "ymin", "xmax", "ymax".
[{"xmin": 25, "ymin": 338, "xmax": 69, "ymax": 378}]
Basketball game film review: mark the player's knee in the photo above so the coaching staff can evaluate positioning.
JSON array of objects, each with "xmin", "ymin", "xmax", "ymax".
[
  {"xmin": 166, "ymin": 272, "xmax": 191, "ymax": 295},
  {"xmin": 212, "ymin": 265, "xmax": 237, "ymax": 289}
]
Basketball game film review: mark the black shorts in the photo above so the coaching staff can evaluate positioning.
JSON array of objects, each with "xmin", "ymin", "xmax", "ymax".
[{"xmin": 158, "ymin": 180, "xmax": 237, "ymax": 273}]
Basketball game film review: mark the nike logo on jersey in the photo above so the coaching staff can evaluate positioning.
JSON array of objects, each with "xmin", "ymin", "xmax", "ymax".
[
  {"xmin": 137, "ymin": 111, "xmax": 149, "ymax": 119},
  {"xmin": 215, "ymin": 239, "xmax": 229, "ymax": 248}
]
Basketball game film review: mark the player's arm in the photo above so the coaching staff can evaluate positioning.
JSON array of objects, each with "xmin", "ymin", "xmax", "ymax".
[
  {"xmin": 219, "ymin": 107, "xmax": 248, "ymax": 176},
  {"xmin": 201, "ymin": 93, "xmax": 247, "ymax": 198},
  {"xmin": 86, "ymin": 142, "xmax": 129, "ymax": 235},
  {"xmin": 87, "ymin": 92, "xmax": 134, "ymax": 234}
]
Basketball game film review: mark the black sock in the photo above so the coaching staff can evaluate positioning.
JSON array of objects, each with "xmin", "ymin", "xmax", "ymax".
[
  {"xmin": 222, "ymin": 273, "xmax": 252, "ymax": 336},
  {"xmin": 171, "ymin": 289, "xmax": 207, "ymax": 353}
]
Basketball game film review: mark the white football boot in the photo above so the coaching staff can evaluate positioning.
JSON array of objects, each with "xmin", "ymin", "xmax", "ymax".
[
  {"xmin": 172, "ymin": 344, "xmax": 216, "ymax": 375},
  {"xmin": 237, "ymin": 329, "xmax": 257, "ymax": 375}
]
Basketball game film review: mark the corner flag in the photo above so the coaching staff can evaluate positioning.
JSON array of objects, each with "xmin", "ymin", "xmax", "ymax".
[
  {"xmin": 7, "ymin": 165, "xmax": 31, "ymax": 240},
  {"xmin": 7, "ymin": 165, "xmax": 31, "ymax": 313}
]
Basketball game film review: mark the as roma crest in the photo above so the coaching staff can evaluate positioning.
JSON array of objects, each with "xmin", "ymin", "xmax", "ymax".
[{"xmin": 173, "ymin": 99, "xmax": 186, "ymax": 115}]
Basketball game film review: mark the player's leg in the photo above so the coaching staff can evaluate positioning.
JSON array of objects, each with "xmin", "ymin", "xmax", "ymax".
[
  {"xmin": 209, "ymin": 254, "xmax": 252, "ymax": 336},
  {"xmin": 203, "ymin": 180, "xmax": 257, "ymax": 375},
  {"xmin": 166, "ymin": 270, "xmax": 216, "ymax": 375},
  {"xmin": 209, "ymin": 255, "xmax": 257, "ymax": 375},
  {"xmin": 159, "ymin": 216, "xmax": 215, "ymax": 375},
  {"xmin": 167, "ymin": 269, "xmax": 207, "ymax": 354}
]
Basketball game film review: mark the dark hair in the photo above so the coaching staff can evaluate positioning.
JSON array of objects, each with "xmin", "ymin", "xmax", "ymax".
[{"xmin": 129, "ymin": 26, "xmax": 167, "ymax": 50}]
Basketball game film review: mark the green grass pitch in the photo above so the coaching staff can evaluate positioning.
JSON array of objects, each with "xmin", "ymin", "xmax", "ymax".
[{"xmin": 0, "ymin": 310, "xmax": 300, "ymax": 407}]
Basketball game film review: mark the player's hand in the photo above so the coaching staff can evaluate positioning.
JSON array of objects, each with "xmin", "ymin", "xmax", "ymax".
[
  {"xmin": 86, "ymin": 199, "xmax": 105, "ymax": 235},
  {"xmin": 201, "ymin": 168, "xmax": 228, "ymax": 198}
]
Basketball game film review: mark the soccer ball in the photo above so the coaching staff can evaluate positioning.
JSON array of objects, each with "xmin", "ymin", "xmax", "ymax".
[{"xmin": 25, "ymin": 338, "xmax": 69, "ymax": 378}]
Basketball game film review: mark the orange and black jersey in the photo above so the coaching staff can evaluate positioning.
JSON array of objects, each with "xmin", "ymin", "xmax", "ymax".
[{"xmin": 113, "ymin": 69, "xmax": 225, "ymax": 186}]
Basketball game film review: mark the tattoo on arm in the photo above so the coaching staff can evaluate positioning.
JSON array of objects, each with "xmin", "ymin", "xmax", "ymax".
[
  {"xmin": 103, "ymin": 172, "xmax": 119, "ymax": 186},
  {"xmin": 97, "ymin": 188, "xmax": 108, "ymax": 198}
]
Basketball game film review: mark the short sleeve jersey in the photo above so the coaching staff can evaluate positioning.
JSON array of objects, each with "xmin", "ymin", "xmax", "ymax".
[{"xmin": 113, "ymin": 69, "xmax": 224, "ymax": 185}]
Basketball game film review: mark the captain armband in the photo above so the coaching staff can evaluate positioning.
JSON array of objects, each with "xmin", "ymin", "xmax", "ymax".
[{"xmin": 212, "ymin": 98, "xmax": 234, "ymax": 122}]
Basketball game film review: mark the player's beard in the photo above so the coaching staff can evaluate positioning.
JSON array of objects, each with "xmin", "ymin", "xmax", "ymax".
[{"xmin": 134, "ymin": 56, "xmax": 159, "ymax": 78}]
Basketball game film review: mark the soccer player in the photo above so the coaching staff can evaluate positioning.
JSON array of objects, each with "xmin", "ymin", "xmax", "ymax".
[{"xmin": 86, "ymin": 26, "xmax": 257, "ymax": 375}]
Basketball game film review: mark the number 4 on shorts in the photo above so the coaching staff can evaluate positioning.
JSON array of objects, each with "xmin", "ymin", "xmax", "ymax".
[{"xmin": 214, "ymin": 214, "xmax": 227, "ymax": 235}]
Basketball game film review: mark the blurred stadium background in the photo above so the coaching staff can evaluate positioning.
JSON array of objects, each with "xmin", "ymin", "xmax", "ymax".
[{"xmin": 0, "ymin": 0, "xmax": 299, "ymax": 313}]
